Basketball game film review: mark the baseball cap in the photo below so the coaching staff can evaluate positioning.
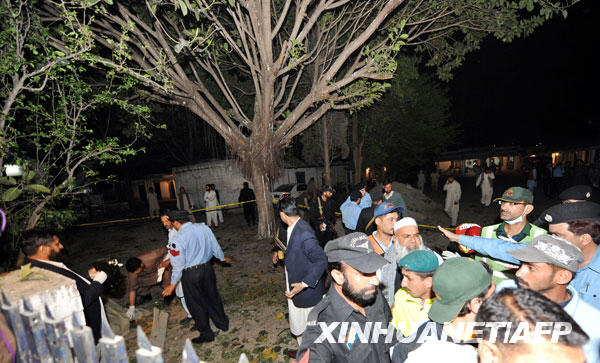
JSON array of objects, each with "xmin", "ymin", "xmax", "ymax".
[
  {"xmin": 558, "ymin": 185, "xmax": 592, "ymax": 202},
  {"xmin": 508, "ymin": 234, "xmax": 584, "ymax": 272},
  {"xmin": 322, "ymin": 185, "xmax": 335, "ymax": 193},
  {"xmin": 325, "ymin": 232, "xmax": 390, "ymax": 274},
  {"xmin": 398, "ymin": 250, "xmax": 439, "ymax": 272},
  {"xmin": 373, "ymin": 202, "xmax": 404, "ymax": 218},
  {"xmin": 493, "ymin": 186, "xmax": 534, "ymax": 204},
  {"xmin": 428, "ymin": 258, "xmax": 492, "ymax": 323},
  {"xmin": 540, "ymin": 202, "xmax": 600, "ymax": 224}
]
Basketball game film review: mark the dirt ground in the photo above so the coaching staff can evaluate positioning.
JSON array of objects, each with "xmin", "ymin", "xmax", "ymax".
[{"xmin": 63, "ymin": 174, "xmax": 566, "ymax": 362}]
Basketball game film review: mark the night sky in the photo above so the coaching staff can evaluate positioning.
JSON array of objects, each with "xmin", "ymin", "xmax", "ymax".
[{"xmin": 449, "ymin": 1, "xmax": 598, "ymax": 149}]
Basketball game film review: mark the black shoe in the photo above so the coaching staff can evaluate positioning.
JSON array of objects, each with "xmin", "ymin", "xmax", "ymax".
[
  {"xmin": 180, "ymin": 317, "xmax": 193, "ymax": 325},
  {"xmin": 191, "ymin": 334, "xmax": 215, "ymax": 344}
]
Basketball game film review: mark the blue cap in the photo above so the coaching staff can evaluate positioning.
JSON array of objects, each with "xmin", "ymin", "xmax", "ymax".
[
  {"xmin": 373, "ymin": 202, "xmax": 404, "ymax": 218},
  {"xmin": 398, "ymin": 250, "xmax": 439, "ymax": 272}
]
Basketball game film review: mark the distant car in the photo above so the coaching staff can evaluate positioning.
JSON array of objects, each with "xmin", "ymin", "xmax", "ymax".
[{"xmin": 271, "ymin": 183, "xmax": 307, "ymax": 203}]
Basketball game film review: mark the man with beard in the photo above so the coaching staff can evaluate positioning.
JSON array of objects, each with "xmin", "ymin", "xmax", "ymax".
[
  {"xmin": 22, "ymin": 234, "xmax": 108, "ymax": 342},
  {"xmin": 297, "ymin": 233, "xmax": 398, "ymax": 362},
  {"xmin": 367, "ymin": 202, "xmax": 403, "ymax": 307},
  {"xmin": 393, "ymin": 217, "xmax": 443, "ymax": 262},
  {"xmin": 496, "ymin": 234, "xmax": 600, "ymax": 363}
]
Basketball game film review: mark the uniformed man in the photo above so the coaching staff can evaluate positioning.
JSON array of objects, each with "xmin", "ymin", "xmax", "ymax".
[
  {"xmin": 297, "ymin": 232, "xmax": 398, "ymax": 362},
  {"xmin": 340, "ymin": 190, "xmax": 364, "ymax": 234},
  {"xmin": 559, "ymin": 184, "xmax": 592, "ymax": 203},
  {"xmin": 309, "ymin": 186, "xmax": 337, "ymax": 248},
  {"xmin": 438, "ymin": 202, "xmax": 600, "ymax": 310},
  {"xmin": 478, "ymin": 186, "xmax": 546, "ymax": 282},
  {"xmin": 161, "ymin": 209, "xmax": 231, "ymax": 344}
]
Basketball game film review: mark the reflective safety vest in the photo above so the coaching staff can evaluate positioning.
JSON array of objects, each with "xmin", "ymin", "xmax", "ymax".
[{"xmin": 477, "ymin": 222, "xmax": 547, "ymax": 284}]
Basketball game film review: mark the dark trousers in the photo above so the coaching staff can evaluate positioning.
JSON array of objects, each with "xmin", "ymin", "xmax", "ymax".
[
  {"xmin": 243, "ymin": 205, "xmax": 256, "ymax": 225},
  {"xmin": 316, "ymin": 229, "xmax": 335, "ymax": 249},
  {"xmin": 181, "ymin": 263, "xmax": 229, "ymax": 338}
]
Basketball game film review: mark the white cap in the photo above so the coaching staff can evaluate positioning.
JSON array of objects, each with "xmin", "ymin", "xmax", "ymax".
[{"xmin": 394, "ymin": 217, "xmax": 417, "ymax": 232}]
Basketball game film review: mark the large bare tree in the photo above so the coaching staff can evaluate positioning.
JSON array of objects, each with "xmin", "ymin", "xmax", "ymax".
[{"xmin": 40, "ymin": 0, "xmax": 575, "ymax": 238}]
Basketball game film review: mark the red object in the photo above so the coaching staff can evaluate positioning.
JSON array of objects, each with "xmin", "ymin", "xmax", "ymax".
[
  {"xmin": 169, "ymin": 249, "xmax": 180, "ymax": 256},
  {"xmin": 454, "ymin": 223, "xmax": 482, "ymax": 253}
]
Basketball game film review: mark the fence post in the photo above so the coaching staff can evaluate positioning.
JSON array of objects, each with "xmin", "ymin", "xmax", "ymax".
[
  {"xmin": 0, "ymin": 292, "xmax": 31, "ymax": 362},
  {"xmin": 98, "ymin": 312, "xmax": 128, "ymax": 363},
  {"xmin": 43, "ymin": 304, "xmax": 73, "ymax": 363},
  {"xmin": 135, "ymin": 326, "xmax": 163, "ymax": 363},
  {"xmin": 181, "ymin": 339, "xmax": 199, "ymax": 363},
  {"xmin": 20, "ymin": 297, "xmax": 53, "ymax": 362},
  {"xmin": 70, "ymin": 312, "xmax": 99, "ymax": 363}
]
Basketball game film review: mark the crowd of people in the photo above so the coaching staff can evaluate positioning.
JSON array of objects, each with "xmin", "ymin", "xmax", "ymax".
[{"xmin": 8, "ymin": 175, "xmax": 600, "ymax": 363}]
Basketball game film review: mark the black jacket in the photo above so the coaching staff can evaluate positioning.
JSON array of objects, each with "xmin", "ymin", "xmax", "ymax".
[
  {"xmin": 26, "ymin": 258, "xmax": 104, "ymax": 342},
  {"xmin": 355, "ymin": 206, "xmax": 377, "ymax": 235},
  {"xmin": 309, "ymin": 196, "xmax": 336, "ymax": 229},
  {"xmin": 298, "ymin": 285, "xmax": 397, "ymax": 362}
]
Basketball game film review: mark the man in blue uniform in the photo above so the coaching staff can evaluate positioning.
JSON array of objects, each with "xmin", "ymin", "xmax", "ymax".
[{"xmin": 161, "ymin": 209, "xmax": 231, "ymax": 344}]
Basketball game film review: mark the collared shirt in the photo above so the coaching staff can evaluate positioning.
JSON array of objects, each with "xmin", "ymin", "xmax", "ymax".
[
  {"xmin": 341, "ymin": 192, "xmax": 373, "ymax": 210},
  {"xmin": 461, "ymin": 235, "xmax": 600, "ymax": 309},
  {"xmin": 298, "ymin": 285, "xmax": 397, "ymax": 362},
  {"xmin": 372, "ymin": 231, "xmax": 393, "ymax": 253},
  {"xmin": 391, "ymin": 288, "xmax": 434, "ymax": 337},
  {"xmin": 286, "ymin": 217, "xmax": 300, "ymax": 243},
  {"xmin": 496, "ymin": 281, "xmax": 600, "ymax": 363},
  {"xmin": 170, "ymin": 222, "xmax": 225, "ymax": 285},
  {"xmin": 569, "ymin": 247, "xmax": 600, "ymax": 310},
  {"xmin": 370, "ymin": 233, "xmax": 397, "ymax": 307},
  {"xmin": 340, "ymin": 200, "xmax": 363, "ymax": 230}
]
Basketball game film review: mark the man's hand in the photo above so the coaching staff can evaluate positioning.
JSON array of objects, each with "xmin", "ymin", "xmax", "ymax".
[
  {"xmin": 285, "ymin": 282, "xmax": 306, "ymax": 299},
  {"xmin": 223, "ymin": 257, "xmax": 232, "ymax": 263},
  {"xmin": 438, "ymin": 225, "xmax": 459, "ymax": 242},
  {"xmin": 126, "ymin": 306, "xmax": 136, "ymax": 320},
  {"xmin": 272, "ymin": 251, "xmax": 279, "ymax": 265},
  {"xmin": 161, "ymin": 284, "xmax": 176, "ymax": 297},
  {"xmin": 158, "ymin": 260, "xmax": 171, "ymax": 269}
]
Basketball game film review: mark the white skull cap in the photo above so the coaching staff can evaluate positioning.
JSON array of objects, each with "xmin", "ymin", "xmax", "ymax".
[{"xmin": 394, "ymin": 217, "xmax": 418, "ymax": 232}]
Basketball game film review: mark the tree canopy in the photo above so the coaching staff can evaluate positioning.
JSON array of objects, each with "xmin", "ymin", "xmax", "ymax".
[{"xmin": 38, "ymin": 0, "xmax": 578, "ymax": 237}]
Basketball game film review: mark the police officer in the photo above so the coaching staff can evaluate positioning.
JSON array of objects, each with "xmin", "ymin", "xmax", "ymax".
[
  {"xmin": 439, "ymin": 202, "xmax": 600, "ymax": 310},
  {"xmin": 478, "ymin": 187, "xmax": 547, "ymax": 282},
  {"xmin": 161, "ymin": 209, "xmax": 231, "ymax": 344},
  {"xmin": 559, "ymin": 184, "xmax": 593, "ymax": 203},
  {"xmin": 297, "ymin": 233, "xmax": 398, "ymax": 362},
  {"xmin": 309, "ymin": 186, "xmax": 337, "ymax": 248}
]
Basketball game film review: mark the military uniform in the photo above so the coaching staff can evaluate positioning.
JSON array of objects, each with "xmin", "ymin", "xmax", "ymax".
[
  {"xmin": 477, "ymin": 187, "xmax": 546, "ymax": 283},
  {"xmin": 309, "ymin": 190, "xmax": 337, "ymax": 248},
  {"xmin": 298, "ymin": 285, "xmax": 396, "ymax": 362},
  {"xmin": 297, "ymin": 232, "xmax": 398, "ymax": 361}
]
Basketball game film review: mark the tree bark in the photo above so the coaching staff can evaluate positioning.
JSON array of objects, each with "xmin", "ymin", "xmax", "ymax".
[
  {"xmin": 322, "ymin": 116, "xmax": 332, "ymax": 186},
  {"xmin": 250, "ymin": 162, "xmax": 276, "ymax": 239},
  {"xmin": 352, "ymin": 114, "xmax": 363, "ymax": 184}
]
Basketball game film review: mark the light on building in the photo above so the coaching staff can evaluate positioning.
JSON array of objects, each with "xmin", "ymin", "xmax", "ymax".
[
  {"xmin": 365, "ymin": 168, "xmax": 370, "ymax": 177},
  {"xmin": 530, "ymin": 154, "xmax": 536, "ymax": 158}
]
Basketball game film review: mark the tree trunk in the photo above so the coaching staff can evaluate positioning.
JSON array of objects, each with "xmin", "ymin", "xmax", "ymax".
[
  {"xmin": 322, "ymin": 116, "xmax": 332, "ymax": 186},
  {"xmin": 352, "ymin": 115, "xmax": 363, "ymax": 184},
  {"xmin": 250, "ymin": 158, "xmax": 276, "ymax": 239}
]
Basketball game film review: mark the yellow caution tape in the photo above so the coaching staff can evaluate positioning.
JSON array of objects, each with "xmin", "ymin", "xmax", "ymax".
[{"xmin": 75, "ymin": 198, "xmax": 455, "ymax": 231}]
